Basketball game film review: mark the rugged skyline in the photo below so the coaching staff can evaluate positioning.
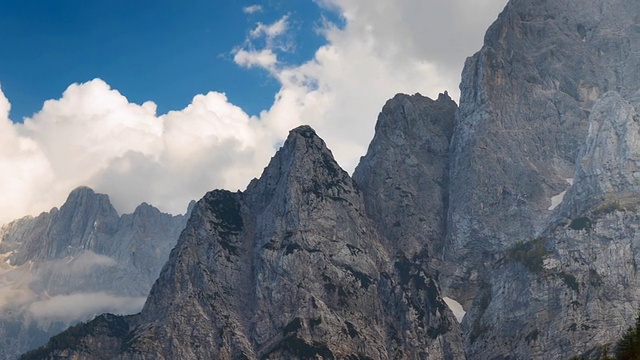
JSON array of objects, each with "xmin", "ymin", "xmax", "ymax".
[{"xmin": 0, "ymin": 0, "xmax": 507, "ymax": 226}]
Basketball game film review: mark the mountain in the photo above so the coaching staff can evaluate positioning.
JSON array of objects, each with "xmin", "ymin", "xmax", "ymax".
[
  {"xmin": 464, "ymin": 91, "xmax": 640, "ymax": 359},
  {"xmin": 0, "ymin": 187, "xmax": 190, "ymax": 359},
  {"xmin": 443, "ymin": 0, "xmax": 640, "ymax": 305},
  {"xmin": 353, "ymin": 92, "xmax": 456, "ymax": 263},
  {"xmin": 22, "ymin": 126, "xmax": 464, "ymax": 359},
  {"xmin": 440, "ymin": 0, "xmax": 640, "ymax": 357},
  {"xmin": 19, "ymin": 0, "xmax": 640, "ymax": 358}
]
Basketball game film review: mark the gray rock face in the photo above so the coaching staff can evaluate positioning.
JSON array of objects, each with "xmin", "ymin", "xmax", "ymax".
[
  {"xmin": 17, "ymin": 0, "xmax": 640, "ymax": 359},
  {"xmin": 353, "ymin": 92, "xmax": 456, "ymax": 261},
  {"xmin": 465, "ymin": 92, "xmax": 640, "ymax": 359},
  {"xmin": 559, "ymin": 91, "xmax": 640, "ymax": 217},
  {"xmin": 445, "ymin": 0, "xmax": 640, "ymax": 305},
  {"xmin": 26, "ymin": 126, "xmax": 464, "ymax": 360},
  {"xmin": 0, "ymin": 187, "xmax": 189, "ymax": 359}
]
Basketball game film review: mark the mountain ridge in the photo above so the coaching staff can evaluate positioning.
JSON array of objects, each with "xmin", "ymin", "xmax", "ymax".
[
  {"xmin": 22, "ymin": 125, "xmax": 464, "ymax": 359},
  {"xmin": 15, "ymin": 0, "xmax": 640, "ymax": 358},
  {"xmin": 0, "ymin": 186, "xmax": 190, "ymax": 359}
]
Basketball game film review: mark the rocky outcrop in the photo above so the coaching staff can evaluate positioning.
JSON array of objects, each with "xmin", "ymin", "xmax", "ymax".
[
  {"xmin": 353, "ymin": 92, "xmax": 456, "ymax": 262},
  {"xmin": 558, "ymin": 91, "xmax": 640, "ymax": 217},
  {"xmin": 0, "ymin": 187, "xmax": 189, "ymax": 359},
  {"xmin": 18, "ymin": 0, "xmax": 640, "ymax": 359},
  {"xmin": 25, "ymin": 126, "xmax": 464, "ymax": 360},
  {"xmin": 445, "ymin": 0, "xmax": 640, "ymax": 305},
  {"xmin": 464, "ymin": 91, "xmax": 640, "ymax": 359}
]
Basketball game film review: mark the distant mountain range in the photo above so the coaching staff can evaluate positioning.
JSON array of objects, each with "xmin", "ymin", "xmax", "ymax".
[{"xmin": 0, "ymin": 187, "xmax": 190, "ymax": 359}]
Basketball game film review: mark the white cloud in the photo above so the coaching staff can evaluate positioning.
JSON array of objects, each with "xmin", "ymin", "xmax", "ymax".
[
  {"xmin": 243, "ymin": 4, "xmax": 263, "ymax": 14},
  {"xmin": 234, "ymin": 49, "xmax": 278, "ymax": 70},
  {"xmin": 243, "ymin": 0, "xmax": 508, "ymax": 171},
  {"xmin": 0, "ymin": 80, "xmax": 275, "ymax": 224},
  {"xmin": 28, "ymin": 292, "xmax": 146, "ymax": 323},
  {"xmin": 0, "ymin": 0, "xmax": 508, "ymax": 225},
  {"xmin": 233, "ymin": 15, "xmax": 292, "ymax": 68},
  {"xmin": 250, "ymin": 15, "xmax": 289, "ymax": 40},
  {"xmin": 45, "ymin": 250, "xmax": 117, "ymax": 274},
  {"xmin": 0, "ymin": 249, "xmax": 142, "ymax": 327}
]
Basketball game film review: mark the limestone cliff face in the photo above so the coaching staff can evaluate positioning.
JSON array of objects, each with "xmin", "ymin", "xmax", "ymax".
[
  {"xmin": 445, "ymin": 0, "xmax": 640, "ymax": 304},
  {"xmin": 0, "ymin": 187, "xmax": 189, "ymax": 359},
  {"xmin": 18, "ymin": 0, "xmax": 640, "ymax": 359},
  {"xmin": 353, "ymin": 92, "xmax": 456, "ymax": 262},
  {"xmin": 25, "ymin": 126, "xmax": 464, "ymax": 360},
  {"xmin": 464, "ymin": 92, "xmax": 640, "ymax": 359}
]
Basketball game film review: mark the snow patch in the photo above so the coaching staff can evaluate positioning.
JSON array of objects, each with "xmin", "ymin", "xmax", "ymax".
[
  {"xmin": 548, "ymin": 191, "xmax": 567, "ymax": 210},
  {"xmin": 548, "ymin": 178, "xmax": 574, "ymax": 210},
  {"xmin": 443, "ymin": 296, "xmax": 466, "ymax": 323}
]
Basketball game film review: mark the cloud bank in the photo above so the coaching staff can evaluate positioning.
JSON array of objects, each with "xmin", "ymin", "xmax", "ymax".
[
  {"xmin": 28, "ymin": 293, "xmax": 146, "ymax": 323},
  {"xmin": 0, "ymin": 250, "xmax": 141, "ymax": 324},
  {"xmin": 0, "ymin": 0, "xmax": 507, "ymax": 225}
]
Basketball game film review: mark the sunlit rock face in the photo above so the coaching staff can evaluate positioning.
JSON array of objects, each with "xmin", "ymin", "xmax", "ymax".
[
  {"xmin": 444, "ymin": 0, "xmax": 640, "ymax": 305},
  {"xmin": 353, "ymin": 92, "xmax": 456, "ymax": 264},
  {"xmin": 25, "ymin": 126, "xmax": 463, "ymax": 359},
  {"xmin": 17, "ymin": 0, "xmax": 640, "ymax": 358},
  {"xmin": 465, "ymin": 92, "xmax": 640, "ymax": 359},
  {"xmin": 0, "ymin": 187, "xmax": 189, "ymax": 359}
]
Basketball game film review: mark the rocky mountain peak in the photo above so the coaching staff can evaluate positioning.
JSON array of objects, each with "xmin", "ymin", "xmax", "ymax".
[
  {"xmin": 354, "ymin": 93, "xmax": 456, "ymax": 258},
  {"xmin": 131, "ymin": 201, "xmax": 161, "ymax": 218},
  {"xmin": 245, "ymin": 125, "xmax": 355, "ymax": 212},
  {"xmin": 27, "ymin": 124, "xmax": 465, "ymax": 359},
  {"xmin": 57, "ymin": 185, "xmax": 119, "ymax": 234},
  {"xmin": 377, "ymin": 92, "xmax": 456, "ymax": 136},
  {"xmin": 444, "ymin": 0, "xmax": 640, "ymax": 305},
  {"xmin": 0, "ymin": 187, "xmax": 121, "ymax": 265},
  {"xmin": 268, "ymin": 125, "xmax": 344, "ymax": 177},
  {"xmin": 61, "ymin": 186, "xmax": 117, "ymax": 214}
]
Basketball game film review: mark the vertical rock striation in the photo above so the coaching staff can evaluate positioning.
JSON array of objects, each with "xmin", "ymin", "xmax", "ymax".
[
  {"xmin": 445, "ymin": 0, "xmax": 640, "ymax": 305},
  {"xmin": 353, "ymin": 92, "xmax": 456, "ymax": 262},
  {"xmin": 465, "ymin": 92, "xmax": 640, "ymax": 359},
  {"xmin": 24, "ymin": 126, "xmax": 464, "ymax": 359}
]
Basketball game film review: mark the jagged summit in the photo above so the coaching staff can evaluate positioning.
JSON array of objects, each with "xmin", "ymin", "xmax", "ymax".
[
  {"xmin": 66, "ymin": 185, "xmax": 94, "ymax": 197},
  {"xmin": 288, "ymin": 124, "xmax": 318, "ymax": 138},
  {"xmin": 61, "ymin": 185, "xmax": 116, "ymax": 212},
  {"xmin": 354, "ymin": 92, "xmax": 456, "ymax": 258},
  {"xmin": 263, "ymin": 124, "xmax": 341, "ymax": 170},
  {"xmin": 245, "ymin": 124, "xmax": 353, "ymax": 212},
  {"xmin": 26, "ymin": 123, "xmax": 464, "ymax": 359}
]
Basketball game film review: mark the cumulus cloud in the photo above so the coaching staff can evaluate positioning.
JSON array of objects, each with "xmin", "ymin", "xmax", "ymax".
[
  {"xmin": 0, "ymin": 0, "xmax": 508, "ymax": 225},
  {"xmin": 243, "ymin": 4, "xmax": 263, "ymax": 14},
  {"xmin": 234, "ymin": 48, "xmax": 278, "ymax": 70},
  {"xmin": 28, "ymin": 292, "xmax": 146, "ymax": 323},
  {"xmin": 241, "ymin": 0, "xmax": 508, "ymax": 171},
  {"xmin": 0, "ymin": 80, "xmax": 275, "ymax": 223}
]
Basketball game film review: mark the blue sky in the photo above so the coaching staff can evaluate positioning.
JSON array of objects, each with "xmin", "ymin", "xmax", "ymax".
[
  {"xmin": 0, "ymin": 0, "xmax": 339, "ymax": 121},
  {"xmin": 0, "ymin": 0, "xmax": 507, "ymax": 224}
]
